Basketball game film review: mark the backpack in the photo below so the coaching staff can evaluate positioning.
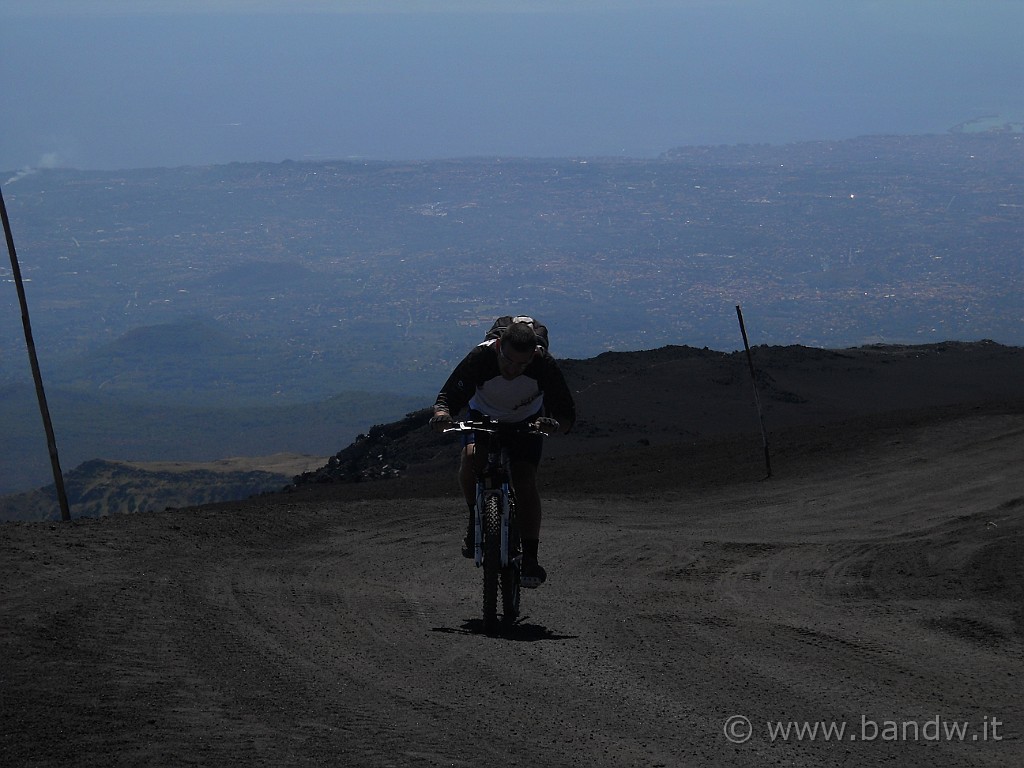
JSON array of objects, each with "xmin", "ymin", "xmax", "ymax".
[{"xmin": 484, "ymin": 315, "xmax": 549, "ymax": 351}]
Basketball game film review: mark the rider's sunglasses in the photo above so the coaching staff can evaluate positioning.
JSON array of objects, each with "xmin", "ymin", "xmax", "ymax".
[{"xmin": 497, "ymin": 342, "xmax": 534, "ymax": 369}]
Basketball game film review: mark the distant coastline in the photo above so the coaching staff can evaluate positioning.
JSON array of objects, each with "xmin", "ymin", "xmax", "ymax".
[{"xmin": 949, "ymin": 116, "xmax": 1024, "ymax": 134}]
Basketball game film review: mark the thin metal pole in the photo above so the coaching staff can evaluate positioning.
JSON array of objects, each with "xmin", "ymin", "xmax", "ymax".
[
  {"xmin": 736, "ymin": 305, "xmax": 772, "ymax": 479},
  {"xmin": 1, "ymin": 185, "xmax": 71, "ymax": 520}
]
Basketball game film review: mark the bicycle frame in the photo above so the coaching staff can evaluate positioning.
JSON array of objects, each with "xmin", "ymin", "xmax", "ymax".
[
  {"xmin": 443, "ymin": 417, "xmax": 548, "ymax": 631},
  {"xmin": 471, "ymin": 428, "xmax": 517, "ymax": 570}
]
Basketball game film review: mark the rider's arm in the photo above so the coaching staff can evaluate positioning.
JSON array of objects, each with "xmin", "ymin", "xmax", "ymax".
[
  {"xmin": 537, "ymin": 356, "xmax": 576, "ymax": 433},
  {"xmin": 434, "ymin": 345, "xmax": 489, "ymax": 421},
  {"xmin": 432, "ymin": 384, "xmax": 458, "ymax": 433}
]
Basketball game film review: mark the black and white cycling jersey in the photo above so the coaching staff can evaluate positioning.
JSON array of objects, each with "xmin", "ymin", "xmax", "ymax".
[{"xmin": 435, "ymin": 339, "xmax": 576, "ymax": 430}]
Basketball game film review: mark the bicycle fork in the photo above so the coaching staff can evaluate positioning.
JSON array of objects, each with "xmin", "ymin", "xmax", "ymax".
[
  {"xmin": 499, "ymin": 483, "xmax": 513, "ymax": 568},
  {"xmin": 473, "ymin": 486, "xmax": 485, "ymax": 567}
]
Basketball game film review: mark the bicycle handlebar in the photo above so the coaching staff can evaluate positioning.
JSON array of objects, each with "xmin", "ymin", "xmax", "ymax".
[{"xmin": 441, "ymin": 417, "xmax": 557, "ymax": 437}]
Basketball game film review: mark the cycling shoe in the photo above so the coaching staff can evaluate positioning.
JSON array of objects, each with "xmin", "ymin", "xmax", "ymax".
[{"xmin": 521, "ymin": 561, "xmax": 547, "ymax": 588}]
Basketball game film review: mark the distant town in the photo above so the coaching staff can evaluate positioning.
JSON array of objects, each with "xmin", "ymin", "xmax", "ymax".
[
  {"xmin": 2, "ymin": 131, "xmax": 1021, "ymax": 400},
  {"xmin": 1, "ymin": 131, "xmax": 1022, "ymax": 493}
]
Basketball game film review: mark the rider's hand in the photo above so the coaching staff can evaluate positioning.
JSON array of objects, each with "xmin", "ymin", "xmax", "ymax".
[
  {"xmin": 429, "ymin": 411, "xmax": 452, "ymax": 433},
  {"xmin": 533, "ymin": 417, "xmax": 560, "ymax": 434}
]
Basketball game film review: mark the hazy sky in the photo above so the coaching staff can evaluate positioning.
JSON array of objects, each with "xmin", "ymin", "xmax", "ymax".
[{"xmin": 1, "ymin": 0, "xmax": 1022, "ymax": 171}]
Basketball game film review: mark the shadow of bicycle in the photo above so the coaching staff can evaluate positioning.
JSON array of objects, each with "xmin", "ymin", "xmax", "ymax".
[{"xmin": 431, "ymin": 617, "xmax": 578, "ymax": 641}]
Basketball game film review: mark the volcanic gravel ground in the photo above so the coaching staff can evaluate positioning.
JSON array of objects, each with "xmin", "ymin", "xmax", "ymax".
[{"xmin": 2, "ymin": 409, "xmax": 1023, "ymax": 766}]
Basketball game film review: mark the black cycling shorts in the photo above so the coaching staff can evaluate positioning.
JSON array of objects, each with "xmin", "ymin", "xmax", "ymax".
[{"xmin": 462, "ymin": 421, "xmax": 544, "ymax": 467}]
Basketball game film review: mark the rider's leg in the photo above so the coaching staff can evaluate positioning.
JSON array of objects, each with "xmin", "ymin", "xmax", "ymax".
[
  {"xmin": 459, "ymin": 444, "xmax": 478, "ymax": 558},
  {"xmin": 459, "ymin": 443, "xmax": 477, "ymax": 507},
  {"xmin": 511, "ymin": 459, "xmax": 541, "ymax": 540},
  {"xmin": 511, "ymin": 459, "xmax": 546, "ymax": 586}
]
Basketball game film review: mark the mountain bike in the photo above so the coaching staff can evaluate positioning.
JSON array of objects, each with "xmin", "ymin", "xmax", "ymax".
[{"xmin": 443, "ymin": 417, "xmax": 551, "ymax": 634}]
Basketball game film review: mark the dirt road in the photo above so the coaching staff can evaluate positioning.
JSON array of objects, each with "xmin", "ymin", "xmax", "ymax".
[{"xmin": 2, "ymin": 411, "xmax": 1022, "ymax": 766}]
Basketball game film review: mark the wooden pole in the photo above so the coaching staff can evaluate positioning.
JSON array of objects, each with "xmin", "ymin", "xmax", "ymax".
[
  {"xmin": 735, "ymin": 305, "xmax": 772, "ymax": 479},
  {"xmin": 1, "ymin": 185, "xmax": 71, "ymax": 520}
]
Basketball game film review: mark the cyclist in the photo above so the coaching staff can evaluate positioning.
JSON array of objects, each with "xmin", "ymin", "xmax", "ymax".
[{"xmin": 430, "ymin": 319, "xmax": 576, "ymax": 587}]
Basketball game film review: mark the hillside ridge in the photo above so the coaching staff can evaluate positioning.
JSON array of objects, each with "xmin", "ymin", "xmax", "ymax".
[
  {"xmin": 294, "ymin": 339, "xmax": 1023, "ymax": 489},
  {"xmin": 5, "ymin": 339, "xmax": 1021, "ymax": 521}
]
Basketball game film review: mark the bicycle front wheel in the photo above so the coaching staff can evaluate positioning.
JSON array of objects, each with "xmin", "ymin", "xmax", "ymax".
[{"xmin": 482, "ymin": 494, "xmax": 501, "ymax": 633}]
